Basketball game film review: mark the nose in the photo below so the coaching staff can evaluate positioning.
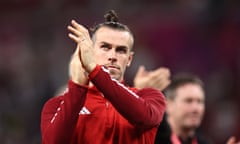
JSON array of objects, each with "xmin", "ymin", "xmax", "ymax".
[
  {"xmin": 191, "ymin": 101, "xmax": 204, "ymax": 112},
  {"xmin": 108, "ymin": 50, "xmax": 117, "ymax": 62}
]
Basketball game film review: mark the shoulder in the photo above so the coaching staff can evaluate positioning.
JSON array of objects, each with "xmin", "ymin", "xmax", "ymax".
[
  {"xmin": 42, "ymin": 96, "xmax": 64, "ymax": 113},
  {"xmin": 196, "ymin": 132, "xmax": 213, "ymax": 144},
  {"xmin": 155, "ymin": 115, "xmax": 171, "ymax": 144}
]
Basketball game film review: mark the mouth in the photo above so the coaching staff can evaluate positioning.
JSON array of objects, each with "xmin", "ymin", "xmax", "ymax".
[
  {"xmin": 188, "ymin": 115, "xmax": 201, "ymax": 121},
  {"xmin": 105, "ymin": 65, "xmax": 120, "ymax": 70}
]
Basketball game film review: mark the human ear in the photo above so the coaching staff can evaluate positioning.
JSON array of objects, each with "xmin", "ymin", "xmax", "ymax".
[{"xmin": 127, "ymin": 51, "xmax": 134, "ymax": 67}]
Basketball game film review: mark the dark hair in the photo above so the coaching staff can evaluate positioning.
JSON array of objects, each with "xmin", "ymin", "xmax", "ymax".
[
  {"xmin": 164, "ymin": 73, "xmax": 204, "ymax": 100},
  {"xmin": 91, "ymin": 10, "xmax": 133, "ymax": 41}
]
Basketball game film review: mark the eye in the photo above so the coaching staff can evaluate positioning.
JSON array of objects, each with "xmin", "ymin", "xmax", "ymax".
[
  {"xmin": 184, "ymin": 98, "xmax": 193, "ymax": 104},
  {"xmin": 116, "ymin": 46, "xmax": 127, "ymax": 54},
  {"xmin": 100, "ymin": 43, "xmax": 111, "ymax": 51},
  {"xmin": 197, "ymin": 98, "xmax": 205, "ymax": 104}
]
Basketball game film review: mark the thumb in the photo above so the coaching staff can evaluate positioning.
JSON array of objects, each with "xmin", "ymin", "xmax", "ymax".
[{"xmin": 136, "ymin": 65, "xmax": 146, "ymax": 77}]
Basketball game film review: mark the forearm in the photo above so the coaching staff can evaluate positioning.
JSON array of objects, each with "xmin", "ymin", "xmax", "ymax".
[
  {"xmin": 89, "ymin": 66, "xmax": 166, "ymax": 128},
  {"xmin": 41, "ymin": 81, "xmax": 88, "ymax": 144}
]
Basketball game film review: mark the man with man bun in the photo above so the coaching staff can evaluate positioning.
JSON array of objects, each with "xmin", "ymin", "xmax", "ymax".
[{"xmin": 41, "ymin": 10, "xmax": 166, "ymax": 144}]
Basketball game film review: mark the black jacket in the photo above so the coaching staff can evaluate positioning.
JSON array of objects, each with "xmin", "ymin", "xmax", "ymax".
[{"xmin": 155, "ymin": 115, "xmax": 212, "ymax": 144}]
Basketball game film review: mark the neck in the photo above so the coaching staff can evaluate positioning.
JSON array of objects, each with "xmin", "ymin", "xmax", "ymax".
[
  {"xmin": 167, "ymin": 117, "xmax": 195, "ymax": 141},
  {"xmin": 89, "ymin": 82, "xmax": 94, "ymax": 87}
]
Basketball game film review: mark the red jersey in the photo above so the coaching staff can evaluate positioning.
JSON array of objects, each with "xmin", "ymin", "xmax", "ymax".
[{"xmin": 41, "ymin": 65, "xmax": 166, "ymax": 144}]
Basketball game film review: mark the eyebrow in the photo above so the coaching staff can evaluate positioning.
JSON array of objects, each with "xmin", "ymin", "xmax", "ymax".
[
  {"xmin": 116, "ymin": 46, "xmax": 128, "ymax": 51},
  {"xmin": 100, "ymin": 42, "xmax": 111, "ymax": 47},
  {"xmin": 100, "ymin": 41, "xmax": 129, "ymax": 49}
]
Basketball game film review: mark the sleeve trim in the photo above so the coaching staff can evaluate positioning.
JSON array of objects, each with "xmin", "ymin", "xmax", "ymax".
[{"xmin": 88, "ymin": 65, "xmax": 101, "ymax": 80}]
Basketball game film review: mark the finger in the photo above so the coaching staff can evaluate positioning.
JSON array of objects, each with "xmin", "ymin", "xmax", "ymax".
[
  {"xmin": 149, "ymin": 70, "xmax": 167, "ymax": 80},
  {"xmin": 159, "ymin": 67, "xmax": 170, "ymax": 76},
  {"xmin": 154, "ymin": 68, "xmax": 170, "ymax": 77},
  {"xmin": 71, "ymin": 20, "xmax": 93, "ymax": 45},
  {"xmin": 68, "ymin": 33, "xmax": 79, "ymax": 43},
  {"xmin": 150, "ymin": 68, "xmax": 166, "ymax": 77},
  {"xmin": 155, "ymin": 78, "xmax": 171, "ymax": 86},
  {"xmin": 158, "ymin": 79, "xmax": 171, "ymax": 90},
  {"xmin": 71, "ymin": 20, "xmax": 89, "ymax": 37},
  {"xmin": 143, "ymin": 80, "xmax": 155, "ymax": 88},
  {"xmin": 150, "ymin": 71, "xmax": 171, "ymax": 87},
  {"xmin": 136, "ymin": 65, "xmax": 145, "ymax": 77},
  {"xmin": 71, "ymin": 20, "xmax": 86, "ymax": 30},
  {"xmin": 153, "ymin": 78, "xmax": 171, "ymax": 90},
  {"xmin": 67, "ymin": 25, "xmax": 83, "ymax": 38},
  {"xmin": 164, "ymin": 68, "xmax": 171, "ymax": 77}
]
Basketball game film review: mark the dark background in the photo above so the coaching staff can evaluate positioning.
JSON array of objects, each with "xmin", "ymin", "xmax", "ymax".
[{"xmin": 0, "ymin": 0, "xmax": 239, "ymax": 143}]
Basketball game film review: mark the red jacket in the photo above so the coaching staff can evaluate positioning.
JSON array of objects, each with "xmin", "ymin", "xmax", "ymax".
[{"xmin": 41, "ymin": 65, "xmax": 166, "ymax": 144}]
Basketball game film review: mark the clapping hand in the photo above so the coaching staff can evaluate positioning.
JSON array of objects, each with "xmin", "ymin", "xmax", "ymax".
[{"xmin": 134, "ymin": 65, "xmax": 171, "ymax": 91}]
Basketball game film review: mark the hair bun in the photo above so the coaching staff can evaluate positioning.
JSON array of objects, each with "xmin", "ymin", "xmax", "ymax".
[{"xmin": 104, "ymin": 10, "xmax": 119, "ymax": 22}]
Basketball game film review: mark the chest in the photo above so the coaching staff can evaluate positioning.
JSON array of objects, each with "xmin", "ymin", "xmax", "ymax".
[{"xmin": 77, "ymin": 92, "xmax": 133, "ymax": 130}]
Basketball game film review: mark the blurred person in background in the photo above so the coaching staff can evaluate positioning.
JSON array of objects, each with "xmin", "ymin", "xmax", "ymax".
[
  {"xmin": 134, "ymin": 72, "xmax": 239, "ymax": 144},
  {"xmin": 40, "ymin": 10, "xmax": 166, "ymax": 144},
  {"xmin": 153, "ymin": 74, "xmax": 211, "ymax": 144}
]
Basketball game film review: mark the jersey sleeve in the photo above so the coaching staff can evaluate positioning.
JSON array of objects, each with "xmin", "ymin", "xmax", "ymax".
[
  {"xmin": 89, "ymin": 65, "xmax": 166, "ymax": 129},
  {"xmin": 41, "ymin": 80, "xmax": 88, "ymax": 144}
]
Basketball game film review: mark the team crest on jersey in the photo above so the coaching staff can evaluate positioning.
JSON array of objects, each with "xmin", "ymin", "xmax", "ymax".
[{"xmin": 79, "ymin": 107, "xmax": 91, "ymax": 115}]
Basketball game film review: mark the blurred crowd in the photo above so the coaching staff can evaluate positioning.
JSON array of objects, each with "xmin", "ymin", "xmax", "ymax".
[{"xmin": 0, "ymin": 0, "xmax": 239, "ymax": 143}]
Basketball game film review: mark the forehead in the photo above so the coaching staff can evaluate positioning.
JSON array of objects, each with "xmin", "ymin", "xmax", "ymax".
[
  {"xmin": 94, "ymin": 27, "xmax": 133, "ymax": 48},
  {"xmin": 175, "ymin": 83, "xmax": 205, "ymax": 100}
]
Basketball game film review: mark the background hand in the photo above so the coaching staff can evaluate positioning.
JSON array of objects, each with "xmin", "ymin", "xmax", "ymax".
[
  {"xmin": 227, "ymin": 136, "xmax": 240, "ymax": 144},
  {"xmin": 133, "ymin": 65, "xmax": 171, "ymax": 90}
]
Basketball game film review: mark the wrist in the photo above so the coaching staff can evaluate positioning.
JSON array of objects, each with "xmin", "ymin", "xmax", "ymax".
[
  {"xmin": 71, "ymin": 71, "xmax": 89, "ymax": 86},
  {"xmin": 85, "ymin": 63, "xmax": 97, "ymax": 73}
]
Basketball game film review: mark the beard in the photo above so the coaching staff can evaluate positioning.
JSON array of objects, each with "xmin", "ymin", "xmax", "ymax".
[
  {"xmin": 108, "ymin": 69, "xmax": 122, "ymax": 81},
  {"xmin": 181, "ymin": 117, "xmax": 202, "ymax": 131}
]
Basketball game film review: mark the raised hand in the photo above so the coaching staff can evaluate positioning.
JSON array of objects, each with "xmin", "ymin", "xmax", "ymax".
[
  {"xmin": 69, "ymin": 48, "xmax": 89, "ymax": 85},
  {"xmin": 67, "ymin": 20, "xmax": 96, "ymax": 73},
  {"xmin": 134, "ymin": 65, "xmax": 171, "ymax": 90},
  {"xmin": 227, "ymin": 136, "xmax": 240, "ymax": 144}
]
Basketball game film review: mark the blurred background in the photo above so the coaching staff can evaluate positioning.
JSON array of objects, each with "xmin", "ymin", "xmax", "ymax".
[{"xmin": 0, "ymin": 0, "xmax": 239, "ymax": 143}]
